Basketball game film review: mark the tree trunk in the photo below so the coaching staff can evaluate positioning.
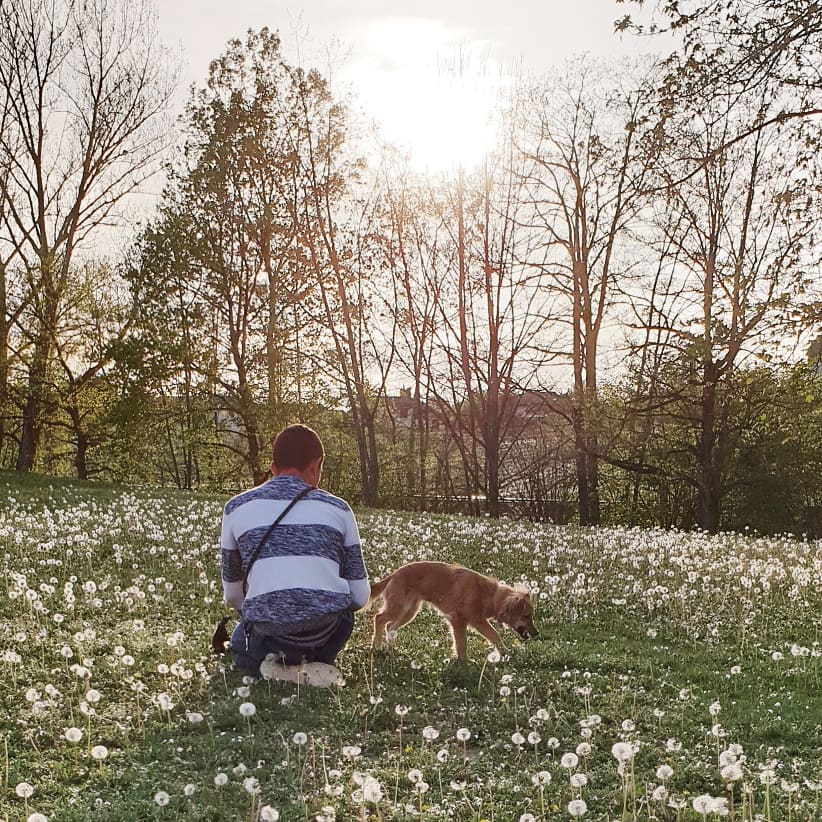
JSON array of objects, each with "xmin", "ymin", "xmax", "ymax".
[
  {"xmin": 16, "ymin": 327, "xmax": 52, "ymax": 471},
  {"xmin": 696, "ymin": 365, "xmax": 720, "ymax": 531}
]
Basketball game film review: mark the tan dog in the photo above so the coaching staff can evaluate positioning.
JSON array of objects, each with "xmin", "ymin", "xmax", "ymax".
[{"xmin": 368, "ymin": 561, "xmax": 538, "ymax": 660}]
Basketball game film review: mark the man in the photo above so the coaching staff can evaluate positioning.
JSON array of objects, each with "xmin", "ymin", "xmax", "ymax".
[{"xmin": 220, "ymin": 424, "xmax": 370, "ymax": 676}]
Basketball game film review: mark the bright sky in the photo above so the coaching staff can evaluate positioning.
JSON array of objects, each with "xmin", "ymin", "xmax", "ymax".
[{"xmin": 156, "ymin": 0, "xmax": 662, "ymax": 173}]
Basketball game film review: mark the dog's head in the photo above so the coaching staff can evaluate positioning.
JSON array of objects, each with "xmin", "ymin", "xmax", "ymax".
[{"xmin": 499, "ymin": 592, "xmax": 538, "ymax": 640}]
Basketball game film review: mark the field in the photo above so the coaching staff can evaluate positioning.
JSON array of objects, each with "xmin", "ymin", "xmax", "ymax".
[{"xmin": 1, "ymin": 474, "xmax": 821, "ymax": 822}]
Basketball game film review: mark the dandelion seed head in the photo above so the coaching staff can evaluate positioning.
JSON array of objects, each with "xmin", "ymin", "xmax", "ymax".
[{"xmin": 154, "ymin": 790, "xmax": 170, "ymax": 807}]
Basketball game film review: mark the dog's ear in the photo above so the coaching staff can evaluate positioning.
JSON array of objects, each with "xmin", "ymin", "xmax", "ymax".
[{"xmin": 500, "ymin": 592, "xmax": 530, "ymax": 622}]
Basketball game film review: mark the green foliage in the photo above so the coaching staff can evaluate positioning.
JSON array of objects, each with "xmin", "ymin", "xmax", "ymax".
[{"xmin": 2, "ymin": 476, "xmax": 821, "ymax": 820}]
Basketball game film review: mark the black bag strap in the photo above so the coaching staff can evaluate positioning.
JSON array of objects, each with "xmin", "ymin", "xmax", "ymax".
[{"xmin": 242, "ymin": 485, "xmax": 314, "ymax": 596}]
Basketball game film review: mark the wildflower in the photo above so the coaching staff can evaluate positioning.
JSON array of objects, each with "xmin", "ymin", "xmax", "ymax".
[
  {"xmin": 422, "ymin": 725, "xmax": 440, "ymax": 741},
  {"xmin": 413, "ymin": 780, "xmax": 429, "ymax": 794},
  {"xmin": 576, "ymin": 741, "xmax": 591, "ymax": 757},
  {"xmin": 239, "ymin": 702, "xmax": 256, "ymax": 717},
  {"xmin": 259, "ymin": 807, "xmax": 280, "ymax": 822},
  {"xmin": 408, "ymin": 768, "xmax": 424, "ymax": 783},
  {"xmin": 154, "ymin": 791, "xmax": 170, "ymax": 807},
  {"xmin": 487, "ymin": 649, "xmax": 501, "ymax": 663},
  {"xmin": 361, "ymin": 774, "xmax": 383, "ymax": 803},
  {"xmin": 16, "ymin": 782, "xmax": 35, "ymax": 799},
  {"xmin": 621, "ymin": 719, "xmax": 635, "ymax": 732},
  {"xmin": 532, "ymin": 771, "xmax": 552, "ymax": 786},
  {"xmin": 293, "ymin": 732, "xmax": 308, "ymax": 745},
  {"xmin": 214, "ymin": 773, "xmax": 228, "ymax": 787},
  {"xmin": 342, "ymin": 745, "xmax": 362, "ymax": 759},
  {"xmin": 28, "ymin": 814, "xmax": 49, "ymax": 822},
  {"xmin": 511, "ymin": 731, "xmax": 526, "ymax": 746},
  {"xmin": 394, "ymin": 705, "xmax": 409, "ymax": 717},
  {"xmin": 652, "ymin": 785, "xmax": 669, "ymax": 801},
  {"xmin": 568, "ymin": 799, "xmax": 588, "ymax": 817},
  {"xmin": 570, "ymin": 772, "xmax": 588, "ymax": 788},
  {"xmin": 708, "ymin": 700, "xmax": 722, "ymax": 717},
  {"xmin": 692, "ymin": 794, "xmax": 714, "ymax": 814},
  {"xmin": 560, "ymin": 752, "xmax": 579, "ymax": 769},
  {"xmin": 456, "ymin": 728, "xmax": 471, "ymax": 742},
  {"xmin": 186, "ymin": 712, "xmax": 204, "ymax": 724},
  {"xmin": 64, "ymin": 727, "xmax": 83, "ymax": 743},
  {"xmin": 611, "ymin": 742, "xmax": 633, "ymax": 763},
  {"xmin": 183, "ymin": 784, "xmax": 196, "ymax": 797},
  {"xmin": 450, "ymin": 780, "xmax": 467, "ymax": 791},
  {"xmin": 656, "ymin": 764, "xmax": 674, "ymax": 781},
  {"xmin": 243, "ymin": 776, "xmax": 260, "ymax": 794},
  {"xmin": 90, "ymin": 745, "xmax": 108, "ymax": 761},
  {"xmin": 528, "ymin": 731, "xmax": 541, "ymax": 745},
  {"xmin": 85, "ymin": 688, "xmax": 101, "ymax": 704},
  {"xmin": 436, "ymin": 748, "xmax": 448, "ymax": 763},
  {"xmin": 520, "ymin": 814, "xmax": 537, "ymax": 822}
]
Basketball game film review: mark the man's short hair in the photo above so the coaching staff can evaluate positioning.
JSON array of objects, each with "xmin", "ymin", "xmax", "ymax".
[{"xmin": 272, "ymin": 424, "xmax": 324, "ymax": 470}]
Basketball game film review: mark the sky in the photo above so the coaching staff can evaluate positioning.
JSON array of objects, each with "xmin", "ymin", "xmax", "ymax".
[{"xmin": 155, "ymin": 0, "xmax": 666, "ymax": 173}]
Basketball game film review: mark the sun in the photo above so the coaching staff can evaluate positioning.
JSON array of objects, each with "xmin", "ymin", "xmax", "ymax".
[{"xmin": 342, "ymin": 18, "xmax": 504, "ymax": 175}]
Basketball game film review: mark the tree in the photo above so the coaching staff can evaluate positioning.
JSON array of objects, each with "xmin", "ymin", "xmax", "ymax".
[
  {"xmin": 517, "ymin": 59, "xmax": 656, "ymax": 524},
  {"xmin": 0, "ymin": 0, "xmax": 176, "ymax": 471},
  {"xmin": 627, "ymin": 90, "xmax": 819, "ymax": 531},
  {"xmin": 617, "ymin": 0, "xmax": 822, "ymax": 172}
]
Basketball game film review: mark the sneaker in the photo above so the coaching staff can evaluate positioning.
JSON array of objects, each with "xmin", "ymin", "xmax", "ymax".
[
  {"xmin": 259, "ymin": 657, "xmax": 306, "ymax": 684},
  {"xmin": 302, "ymin": 662, "xmax": 345, "ymax": 688}
]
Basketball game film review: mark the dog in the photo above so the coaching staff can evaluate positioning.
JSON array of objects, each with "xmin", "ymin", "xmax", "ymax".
[{"xmin": 368, "ymin": 561, "xmax": 538, "ymax": 660}]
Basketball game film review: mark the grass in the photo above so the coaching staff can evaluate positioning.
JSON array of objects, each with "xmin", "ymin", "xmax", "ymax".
[{"xmin": 1, "ymin": 472, "xmax": 820, "ymax": 821}]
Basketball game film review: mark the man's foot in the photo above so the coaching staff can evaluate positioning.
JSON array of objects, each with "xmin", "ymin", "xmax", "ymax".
[
  {"xmin": 259, "ymin": 656, "xmax": 306, "ymax": 684},
  {"xmin": 302, "ymin": 662, "xmax": 344, "ymax": 688}
]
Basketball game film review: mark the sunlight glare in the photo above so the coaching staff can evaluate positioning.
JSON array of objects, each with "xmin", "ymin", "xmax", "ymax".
[{"xmin": 344, "ymin": 19, "xmax": 504, "ymax": 174}]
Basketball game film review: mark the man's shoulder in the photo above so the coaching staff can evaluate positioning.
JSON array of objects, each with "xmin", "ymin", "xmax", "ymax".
[
  {"xmin": 224, "ymin": 481, "xmax": 283, "ymax": 516},
  {"xmin": 311, "ymin": 487, "xmax": 353, "ymax": 515}
]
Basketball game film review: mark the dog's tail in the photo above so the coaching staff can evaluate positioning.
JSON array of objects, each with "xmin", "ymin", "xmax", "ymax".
[{"xmin": 364, "ymin": 573, "xmax": 393, "ymax": 610}]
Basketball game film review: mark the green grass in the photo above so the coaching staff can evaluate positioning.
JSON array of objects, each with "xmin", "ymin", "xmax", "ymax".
[{"xmin": 1, "ymin": 473, "xmax": 821, "ymax": 821}]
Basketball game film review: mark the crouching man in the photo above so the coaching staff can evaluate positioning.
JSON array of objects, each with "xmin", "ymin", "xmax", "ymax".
[{"xmin": 220, "ymin": 424, "xmax": 370, "ymax": 676}]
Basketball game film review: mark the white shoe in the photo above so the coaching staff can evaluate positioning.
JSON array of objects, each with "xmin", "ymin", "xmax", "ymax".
[
  {"xmin": 259, "ymin": 657, "xmax": 344, "ymax": 688},
  {"xmin": 259, "ymin": 657, "xmax": 306, "ymax": 684},
  {"xmin": 302, "ymin": 662, "xmax": 345, "ymax": 688}
]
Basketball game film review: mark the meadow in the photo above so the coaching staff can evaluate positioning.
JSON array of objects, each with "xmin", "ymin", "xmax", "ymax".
[{"xmin": 1, "ymin": 474, "xmax": 820, "ymax": 822}]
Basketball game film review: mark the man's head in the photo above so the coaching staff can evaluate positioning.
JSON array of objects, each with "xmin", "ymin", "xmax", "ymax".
[{"xmin": 271, "ymin": 424, "xmax": 324, "ymax": 485}]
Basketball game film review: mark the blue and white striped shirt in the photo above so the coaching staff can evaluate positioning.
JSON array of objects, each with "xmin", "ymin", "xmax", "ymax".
[{"xmin": 220, "ymin": 476, "xmax": 370, "ymax": 633}]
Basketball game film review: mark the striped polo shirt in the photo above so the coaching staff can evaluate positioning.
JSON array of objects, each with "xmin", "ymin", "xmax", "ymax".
[{"xmin": 220, "ymin": 476, "xmax": 370, "ymax": 636}]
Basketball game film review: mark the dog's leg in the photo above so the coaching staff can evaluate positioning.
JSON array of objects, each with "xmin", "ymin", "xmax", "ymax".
[
  {"xmin": 372, "ymin": 609, "xmax": 391, "ymax": 647},
  {"xmin": 372, "ymin": 600, "xmax": 422, "ymax": 648},
  {"xmin": 448, "ymin": 616, "xmax": 469, "ymax": 660},
  {"xmin": 473, "ymin": 619, "xmax": 502, "ymax": 651}
]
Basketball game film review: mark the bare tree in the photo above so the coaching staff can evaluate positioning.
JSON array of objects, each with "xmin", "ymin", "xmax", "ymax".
[
  {"xmin": 629, "ymin": 90, "xmax": 820, "ymax": 530},
  {"xmin": 0, "ymin": 0, "xmax": 176, "ymax": 471},
  {"xmin": 517, "ymin": 58, "xmax": 656, "ymax": 524}
]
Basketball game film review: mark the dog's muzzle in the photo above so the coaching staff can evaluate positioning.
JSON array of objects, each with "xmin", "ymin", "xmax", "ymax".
[{"xmin": 516, "ymin": 626, "xmax": 538, "ymax": 639}]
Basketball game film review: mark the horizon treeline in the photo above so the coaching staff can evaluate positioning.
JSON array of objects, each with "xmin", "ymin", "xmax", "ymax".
[{"xmin": 2, "ymin": 0, "xmax": 821, "ymax": 535}]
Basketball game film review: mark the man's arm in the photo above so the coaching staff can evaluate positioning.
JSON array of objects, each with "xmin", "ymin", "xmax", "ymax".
[
  {"xmin": 220, "ymin": 510, "xmax": 245, "ymax": 612},
  {"xmin": 341, "ymin": 508, "xmax": 370, "ymax": 609}
]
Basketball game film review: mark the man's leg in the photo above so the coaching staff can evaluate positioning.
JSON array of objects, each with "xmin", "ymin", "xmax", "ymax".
[
  {"xmin": 309, "ymin": 609, "xmax": 354, "ymax": 664},
  {"xmin": 231, "ymin": 621, "xmax": 301, "ymax": 675}
]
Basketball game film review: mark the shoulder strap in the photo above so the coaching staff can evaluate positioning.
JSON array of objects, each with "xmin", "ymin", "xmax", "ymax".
[{"xmin": 242, "ymin": 485, "xmax": 314, "ymax": 596}]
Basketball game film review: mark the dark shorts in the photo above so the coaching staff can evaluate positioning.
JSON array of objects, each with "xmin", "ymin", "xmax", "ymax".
[{"xmin": 230, "ymin": 609, "xmax": 354, "ymax": 676}]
